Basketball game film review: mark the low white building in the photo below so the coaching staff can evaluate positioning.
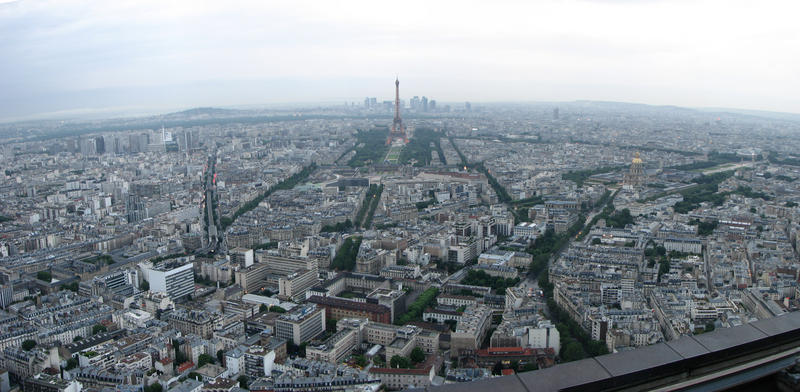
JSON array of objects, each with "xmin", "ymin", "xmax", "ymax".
[
  {"xmin": 436, "ymin": 294, "xmax": 477, "ymax": 308},
  {"xmin": 513, "ymin": 222, "xmax": 541, "ymax": 239},
  {"xmin": 528, "ymin": 321, "xmax": 560, "ymax": 354},
  {"xmin": 244, "ymin": 345, "xmax": 275, "ymax": 378},
  {"xmin": 663, "ymin": 238, "xmax": 702, "ymax": 254},
  {"xmin": 117, "ymin": 309, "xmax": 154, "ymax": 330},
  {"xmin": 224, "ymin": 346, "xmax": 246, "ymax": 379},
  {"xmin": 369, "ymin": 365, "xmax": 435, "ymax": 390}
]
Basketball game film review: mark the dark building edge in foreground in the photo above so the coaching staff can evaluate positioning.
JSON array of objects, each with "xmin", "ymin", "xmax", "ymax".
[{"xmin": 409, "ymin": 311, "xmax": 800, "ymax": 392}]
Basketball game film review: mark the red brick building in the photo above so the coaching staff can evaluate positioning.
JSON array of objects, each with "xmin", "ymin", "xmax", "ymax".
[{"xmin": 308, "ymin": 295, "xmax": 391, "ymax": 324}]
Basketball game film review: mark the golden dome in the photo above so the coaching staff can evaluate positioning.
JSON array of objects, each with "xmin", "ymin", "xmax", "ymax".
[{"xmin": 632, "ymin": 152, "xmax": 643, "ymax": 164}]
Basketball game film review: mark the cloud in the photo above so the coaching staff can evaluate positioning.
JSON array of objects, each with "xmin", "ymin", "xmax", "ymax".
[{"xmin": 1, "ymin": 0, "xmax": 799, "ymax": 119}]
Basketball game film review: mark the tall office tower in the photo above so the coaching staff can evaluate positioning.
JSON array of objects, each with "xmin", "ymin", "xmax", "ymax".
[
  {"xmin": 191, "ymin": 129, "xmax": 199, "ymax": 149},
  {"xmin": 113, "ymin": 137, "xmax": 124, "ymax": 154},
  {"xmin": 129, "ymin": 134, "xmax": 139, "ymax": 153},
  {"xmin": 275, "ymin": 304, "xmax": 326, "ymax": 344},
  {"xmin": 421, "ymin": 96, "xmax": 428, "ymax": 112},
  {"xmin": 81, "ymin": 269, "xmax": 139, "ymax": 297},
  {"xmin": 79, "ymin": 138, "xmax": 96, "ymax": 155},
  {"xmin": 553, "ymin": 107, "xmax": 560, "ymax": 120},
  {"xmin": 125, "ymin": 194, "xmax": 146, "ymax": 223},
  {"xmin": 410, "ymin": 96, "xmax": 420, "ymax": 110},
  {"xmin": 95, "ymin": 136, "xmax": 105, "ymax": 154},
  {"xmin": 229, "ymin": 247, "xmax": 254, "ymax": 267},
  {"xmin": 176, "ymin": 130, "xmax": 194, "ymax": 152},
  {"xmin": 244, "ymin": 346, "xmax": 276, "ymax": 378},
  {"xmin": 0, "ymin": 284, "xmax": 13, "ymax": 309},
  {"xmin": 141, "ymin": 261, "xmax": 195, "ymax": 300},
  {"xmin": 129, "ymin": 133, "xmax": 150, "ymax": 153},
  {"xmin": 140, "ymin": 133, "xmax": 150, "ymax": 151}
]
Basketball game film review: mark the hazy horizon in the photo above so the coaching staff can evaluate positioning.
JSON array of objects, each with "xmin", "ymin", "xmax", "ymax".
[{"xmin": 2, "ymin": 0, "xmax": 800, "ymax": 121}]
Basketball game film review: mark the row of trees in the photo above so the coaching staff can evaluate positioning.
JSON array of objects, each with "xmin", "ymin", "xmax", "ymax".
[
  {"xmin": 352, "ymin": 354, "xmax": 368, "ymax": 367},
  {"xmin": 673, "ymin": 171, "xmax": 734, "ymax": 213},
  {"xmin": 143, "ymin": 383, "xmax": 163, "ymax": 392},
  {"xmin": 287, "ymin": 340, "xmax": 308, "ymax": 358},
  {"xmin": 733, "ymin": 185, "xmax": 771, "ymax": 200},
  {"xmin": 194, "ymin": 273, "xmax": 216, "ymax": 286},
  {"xmin": 435, "ymin": 257, "xmax": 472, "ymax": 274},
  {"xmin": 395, "ymin": 287, "xmax": 439, "ymax": 325},
  {"xmin": 510, "ymin": 195, "xmax": 545, "ymax": 208},
  {"xmin": 604, "ymin": 208, "xmax": 634, "ymax": 228},
  {"xmin": 562, "ymin": 166, "xmax": 624, "ymax": 187},
  {"xmin": 583, "ymin": 203, "xmax": 631, "ymax": 233},
  {"xmin": 399, "ymin": 128, "xmax": 446, "ymax": 166},
  {"xmin": 150, "ymin": 252, "xmax": 189, "ymax": 263},
  {"xmin": 509, "ymin": 195, "xmax": 546, "ymax": 224},
  {"xmin": 447, "ymin": 135, "xmax": 468, "ymax": 166},
  {"xmin": 526, "ymin": 219, "xmax": 584, "ymax": 271},
  {"xmin": 689, "ymin": 219, "xmax": 718, "ymax": 236},
  {"xmin": 222, "ymin": 163, "xmax": 317, "ymax": 229},
  {"xmin": 355, "ymin": 184, "xmax": 381, "ymax": 227},
  {"xmin": 539, "ymin": 272, "xmax": 609, "ymax": 362},
  {"xmin": 320, "ymin": 219, "xmax": 353, "ymax": 233},
  {"xmin": 389, "ymin": 347, "xmax": 426, "ymax": 369},
  {"xmin": 253, "ymin": 241, "xmax": 278, "ymax": 250},
  {"xmin": 348, "ymin": 128, "xmax": 390, "ymax": 167},
  {"xmin": 472, "ymin": 162, "xmax": 511, "ymax": 203},
  {"xmin": 645, "ymin": 244, "xmax": 698, "ymax": 281},
  {"xmin": 578, "ymin": 190, "xmax": 618, "ymax": 241},
  {"xmin": 61, "ymin": 281, "xmax": 79, "ymax": 292},
  {"xmin": 670, "ymin": 151, "xmax": 752, "ymax": 171},
  {"xmin": 363, "ymin": 185, "xmax": 384, "ymax": 228},
  {"xmin": 674, "ymin": 188, "xmax": 724, "ymax": 213},
  {"xmin": 523, "ymin": 209, "xmax": 610, "ymax": 363},
  {"xmin": 768, "ymin": 152, "xmax": 800, "ymax": 167},
  {"xmin": 461, "ymin": 270, "xmax": 520, "ymax": 293},
  {"xmin": 84, "ymin": 254, "xmax": 114, "ymax": 265},
  {"xmin": 415, "ymin": 190, "xmax": 436, "ymax": 211},
  {"xmin": 36, "ymin": 270, "xmax": 52, "ymax": 282},
  {"xmin": 330, "ymin": 237, "xmax": 362, "ymax": 271},
  {"xmin": 415, "ymin": 197, "xmax": 435, "ymax": 211},
  {"xmin": 258, "ymin": 304, "xmax": 286, "ymax": 313},
  {"xmin": 438, "ymin": 139, "xmax": 513, "ymax": 212}
]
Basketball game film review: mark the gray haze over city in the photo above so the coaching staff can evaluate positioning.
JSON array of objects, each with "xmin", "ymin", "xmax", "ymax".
[
  {"xmin": 2, "ymin": 0, "xmax": 800, "ymax": 121},
  {"xmin": 3, "ymin": 2, "xmax": 800, "ymax": 392}
]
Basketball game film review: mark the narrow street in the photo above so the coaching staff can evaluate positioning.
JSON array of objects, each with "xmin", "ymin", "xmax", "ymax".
[{"xmin": 202, "ymin": 152, "xmax": 221, "ymax": 253}]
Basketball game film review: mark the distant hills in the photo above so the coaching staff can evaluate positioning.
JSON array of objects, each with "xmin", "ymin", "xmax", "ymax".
[
  {"xmin": 3, "ymin": 100, "xmax": 800, "ymax": 143},
  {"xmin": 694, "ymin": 107, "xmax": 800, "ymax": 122},
  {"xmin": 161, "ymin": 107, "xmax": 246, "ymax": 119}
]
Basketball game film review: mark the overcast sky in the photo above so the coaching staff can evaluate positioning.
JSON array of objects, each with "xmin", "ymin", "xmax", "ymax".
[{"xmin": 1, "ymin": 0, "xmax": 799, "ymax": 120}]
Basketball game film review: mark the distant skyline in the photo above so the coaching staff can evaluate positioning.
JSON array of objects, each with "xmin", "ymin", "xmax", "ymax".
[{"xmin": 1, "ymin": 0, "xmax": 799, "ymax": 121}]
